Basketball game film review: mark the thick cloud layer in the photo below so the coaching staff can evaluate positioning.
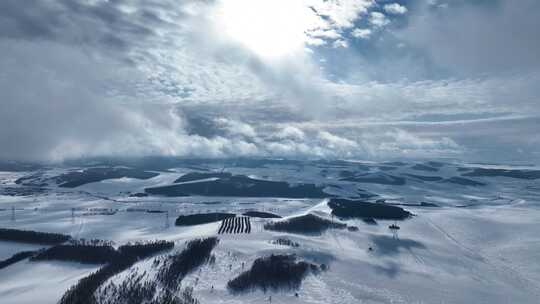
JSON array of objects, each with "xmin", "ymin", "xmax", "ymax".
[
  {"xmin": 0, "ymin": 0, "xmax": 539, "ymax": 163},
  {"xmin": 399, "ymin": 0, "xmax": 540, "ymax": 76}
]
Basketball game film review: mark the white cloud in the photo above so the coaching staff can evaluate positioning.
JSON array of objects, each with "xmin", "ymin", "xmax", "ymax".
[
  {"xmin": 383, "ymin": 3, "xmax": 408, "ymax": 15},
  {"xmin": 332, "ymin": 39, "xmax": 349, "ymax": 48},
  {"xmin": 1, "ymin": 0, "xmax": 539, "ymax": 163},
  {"xmin": 427, "ymin": 0, "xmax": 448, "ymax": 9},
  {"xmin": 352, "ymin": 28, "xmax": 372, "ymax": 39},
  {"xmin": 309, "ymin": 29, "xmax": 342, "ymax": 39},
  {"xmin": 397, "ymin": 0, "xmax": 540, "ymax": 75},
  {"xmin": 369, "ymin": 12, "xmax": 390, "ymax": 27},
  {"xmin": 305, "ymin": 37, "xmax": 327, "ymax": 46},
  {"xmin": 309, "ymin": 0, "xmax": 374, "ymax": 29},
  {"xmin": 273, "ymin": 126, "xmax": 306, "ymax": 140},
  {"xmin": 215, "ymin": 118, "xmax": 257, "ymax": 138}
]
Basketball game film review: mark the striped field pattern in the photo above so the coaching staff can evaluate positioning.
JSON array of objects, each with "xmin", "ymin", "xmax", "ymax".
[{"xmin": 218, "ymin": 216, "xmax": 251, "ymax": 234}]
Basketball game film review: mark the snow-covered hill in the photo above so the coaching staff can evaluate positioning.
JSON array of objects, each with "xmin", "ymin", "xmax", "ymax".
[{"xmin": 0, "ymin": 159, "xmax": 539, "ymax": 303}]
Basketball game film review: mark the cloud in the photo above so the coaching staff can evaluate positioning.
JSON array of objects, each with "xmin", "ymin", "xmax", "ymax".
[
  {"xmin": 215, "ymin": 118, "xmax": 257, "ymax": 139},
  {"xmin": 383, "ymin": 3, "xmax": 408, "ymax": 15},
  {"xmin": 0, "ymin": 0, "xmax": 264, "ymax": 161},
  {"xmin": 332, "ymin": 39, "xmax": 349, "ymax": 48},
  {"xmin": 397, "ymin": 0, "xmax": 540, "ymax": 76},
  {"xmin": 310, "ymin": 0, "xmax": 374, "ymax": 29},
  {"xmin": 369, "ymin": 12, "xmax": 390, "ymax": 27},
  {"xmin": 352, "ymin": 28, "xmax": 372, "ymax": 39},
  {"xmin": 273, "ymin": 126, "xmax": 306, "ymax": 141},
  {"xmin": 0, "ymin": 0, "xmax": 539, "ymax": 163},
  {"xmin": 376, "ymin": 129, "xmax": 460, "ymax": 156},
  {"xmin": 309, "ymin": 29, "xmax": 342, "ymax": 40}
]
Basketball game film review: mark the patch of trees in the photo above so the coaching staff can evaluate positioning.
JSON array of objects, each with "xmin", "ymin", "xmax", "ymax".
[
  {"xmin": 328, "ymin": 199, "xmax": 412, "ymax": 220},
  {"xmin": 95, "ymin": 238, "xmax": 203, "ymax": 304},
  {"xmin": 243, "ymin": 211, "xmax": 282, "ymax": 218},
  {"xmin": 218, "ymin": 217, "xmax": 251, "ymax": 234},
  {"xmin": 157, "ymin": 237, "xmax": 219, "ymax": 288},
  {"xmin": 175, "ymin": 213, "xmax": 235, "ymax": 226},
  {"xmin": 59, "ymin": 240, "xmax": 174, "ymax": 304},
  {"xmin": 32, "ymin": 243, "xmax": 118, "ymax": 264},
  {"xmin": 118, "ymin": 240, "xmax": 174, "ymax": 258},
  {"xmin": 97, "ymin": 271, "xmax": 199, "ymax": 304},
  {"xmin": 60, "ymin": 259, "xmax": 132, "ymax": 304},
  {"xmin": 96, "ymin": 271, "xmax": 156, "ymax": 304},
  {"xmin": 151, "ymin": 288, "xmax": 199, "ymax": 304},
  {"xmin": 227, "ymin": 254, "xmax": 320, "ymax": 293},
  {"xmin": 388, "ymin": 201, "xmax": 440, "ymax": 208},
  {"xmin": 0, "ymin": 186, "xmax": 47, "ymax": 196},
  {"xmin": 150, "ymin": 288, "xmax": 199, "ymax": 304},
  {"xmin": 362, "ymin": 218, "xmax": 378, "ymax": 225},
  {"xmin": 0, "ymin": 228, "xmax": 71, "ymax": 245},
  {"xmin": 0, "ymin": 251, "xmax": 37, "ymax": 269},
  {"xmin": 270, "ymin": 238, "xmax": 299, "ymax": 247},
  {"xmin": 264, "ymin": 213, "xmax": 346, "ymax": 235},
  {"xmin": 146, "ymin": 210, "xmax": 166, "ymax": 213}
]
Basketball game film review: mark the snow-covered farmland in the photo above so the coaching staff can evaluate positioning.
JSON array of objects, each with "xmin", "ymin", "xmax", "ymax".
[{"xmin": 1, "ymin": 160, "xmax": 539, "ymax": 303}]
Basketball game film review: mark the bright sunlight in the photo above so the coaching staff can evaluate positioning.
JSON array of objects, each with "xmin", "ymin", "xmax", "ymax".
[{"xmin": 216, "ymin": 0, "xmax": 319, "ymax": 59}]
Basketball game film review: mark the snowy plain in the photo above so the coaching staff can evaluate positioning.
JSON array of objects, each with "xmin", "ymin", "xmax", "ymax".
[{"xmin": 0, "ymin": 160, "xmax": 539, "ymax": 303}]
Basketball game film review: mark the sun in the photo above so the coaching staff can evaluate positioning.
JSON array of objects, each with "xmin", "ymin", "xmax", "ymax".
[{"xmin": 216, "ymin": 0, "xmax": 317, "ymax": 59}]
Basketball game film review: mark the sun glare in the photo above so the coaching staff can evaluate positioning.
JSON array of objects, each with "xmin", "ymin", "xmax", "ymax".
[{"xmin": 217, "ymin": 0, "xmax": 316, "ymax": 59}]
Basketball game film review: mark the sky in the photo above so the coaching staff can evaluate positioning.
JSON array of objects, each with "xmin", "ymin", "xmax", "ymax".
[{"xmin": 0, "ymin": 0, "xmax": 539, "ymax": 163}]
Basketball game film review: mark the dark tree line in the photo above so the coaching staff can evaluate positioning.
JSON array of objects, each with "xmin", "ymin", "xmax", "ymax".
[
  {"xmin": 227, "ymin": 254, "xmax": 320, "ymax": 293},
  {"xmin": 96, "ymin": 269, "xmax": 157, "ymax": 304},
  {"xmin": 175, "ymin": 213, "xmax": 235, "ymax": 226},
  {"xmin": 97, "ymin": 273, "xmax": 199, "ymax": 304},
  {"xmin": 31, "ymin": 243, "xmax": 119, "ymax": 264},
  {"xmin": 157, "ymin": 237, "xmax": 219, "ymax": 288},
  {"xmin": 60, "ymin": 258, "xmax": 134, "ymax": 304},
  {"xmin": 94, "ymin": 238, "xmax": 213, "ymax": 304},
  {"xmin": 32, "ymin": 239, "xmax": 175, "ymax": 265},
  {"xmin": 264, "ymin": 213, "xmax": 346, "ymax": 235},
  {"xmin": 149, "ymin": 288, "xmax": 199, "ymax": 304},
  {"xmin": 242, "ymin": 211, "xmax": 282, "ymax": 219},
  {"xmin": 271, "ymin": 238, "xmax": 300, "ymax": 248},
  {"xmin": 328, "ymin": 198, "xmax": 412, "ymax": 220},
  {"xmin": 118, "ymin": 240, "xmax": 174, "ymax": 258},
  {"xmin": 0, "ymin": 228, "xmax": 71, "ymax": 245},
  {"xmin": 59, "ymin": 240, "xmax": 174, "ymax": 304},
  {"xmin": 0, "ymin": 251, "xmax": 37, "ymax": 269}
]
